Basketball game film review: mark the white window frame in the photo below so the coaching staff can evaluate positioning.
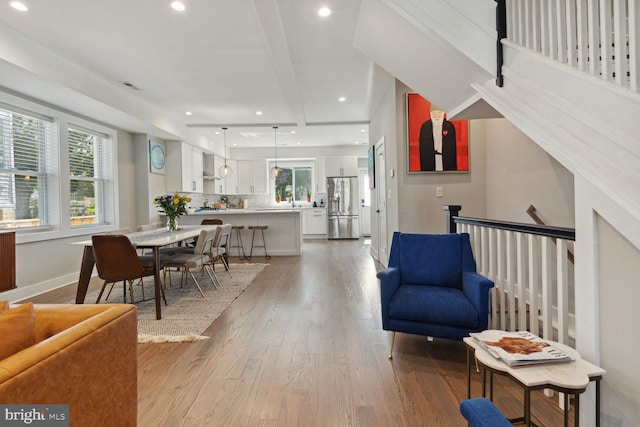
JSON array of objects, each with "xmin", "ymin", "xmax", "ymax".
[
  {"xmin": 268, "ymin": 160, "xmax": 315, "ymax": 206},
  {"xmin": 0, "ymin": 90, "xmax": 118, "ymax": 244}
]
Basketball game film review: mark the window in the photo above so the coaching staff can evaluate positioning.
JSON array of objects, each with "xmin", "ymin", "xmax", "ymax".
[
  {"xmin": 0, "ymin": 105, "xmax": 57, "ymax": 230},
  {"xmin": 68, "ymin": 126, "xmax": 113, "ymax": 227},
  {"xmin": 271, "ymin": 162, "xmax": 313, "ymax": 203},
  {"xmin": 0, "ymin": 91, "xmax": 117, "ymax": 240}
]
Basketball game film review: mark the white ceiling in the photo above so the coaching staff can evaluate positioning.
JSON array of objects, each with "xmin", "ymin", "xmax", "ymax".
[{"xmin": 0, "ymin": 0, "xmax": 394, "ymax": 149}]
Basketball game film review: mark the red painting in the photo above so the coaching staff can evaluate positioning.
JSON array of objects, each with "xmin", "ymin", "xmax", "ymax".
[{"xmin": 406, "ymin": 93, "xmax": 469, "ymax": 173}]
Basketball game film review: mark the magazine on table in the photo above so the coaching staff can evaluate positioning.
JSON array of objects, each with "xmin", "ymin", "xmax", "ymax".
[{"xmin": 469, "ymin": 330, "xmax": 572, "ymax": 367}]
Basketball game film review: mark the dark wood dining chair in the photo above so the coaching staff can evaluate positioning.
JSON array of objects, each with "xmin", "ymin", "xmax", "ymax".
[
  {"xmin": 201, "ymin": 219, "xmax": 223, "ymax": 225},
  {"xmin": 91, "ymin": 234, "xmax": 167, "ymax": 305}
]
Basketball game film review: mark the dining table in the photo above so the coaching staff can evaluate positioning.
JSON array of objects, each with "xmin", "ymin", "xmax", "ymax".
[{"xmin": 73, "ymin": 225, "xmax": 218, "ymax": 320}]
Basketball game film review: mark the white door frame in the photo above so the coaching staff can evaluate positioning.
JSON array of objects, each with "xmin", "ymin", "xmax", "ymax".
[{"xmin": 374, "ymin": 137, "xmax": 388, "ymax": 265}]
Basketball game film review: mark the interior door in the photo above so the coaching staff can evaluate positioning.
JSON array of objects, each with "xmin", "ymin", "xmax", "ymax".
[
  {"xmin": 375, "ymin": 139, "xmax": 387, "ymax": 265},
  {"xmin": 358, "ymin": 168, "xmax": 371, "ymax": 236}
]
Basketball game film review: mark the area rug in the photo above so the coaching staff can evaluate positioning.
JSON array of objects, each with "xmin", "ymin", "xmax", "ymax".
[{"xmin": 82, "ymin": 263, "xmax": 267, "ymax": 343}]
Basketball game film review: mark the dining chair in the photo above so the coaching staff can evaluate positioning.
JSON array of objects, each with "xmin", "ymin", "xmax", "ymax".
[
  {"xmin": 163, "ymin": 228, "xmax": 219, "ymax": 297},
  {"xmin": 209, "ymin": 223, "xmax": 232, "ymax": 277},
  {"xmin": 92, "ymin": 234, "xmax": 167, "ymax": 305},
  {"xmin": 201, "ymin": 219, "xmax": 223, "ymax": 225}
]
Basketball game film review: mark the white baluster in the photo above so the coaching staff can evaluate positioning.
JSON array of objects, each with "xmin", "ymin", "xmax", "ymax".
[
  {"xmin": 516, "ymin": 233, "xmax": 527, "ymax": 331},
  {"xmin": 630, "ymin": 0, "xmax": 639, "ymax": 92},
  {"xmin": 528, "ymin": 234, "xmax": 540, "ymax": 336},
  {"xmin": 506, "ymin": 231, "xmax": 517, "ymax": 331},
  {"xmin": 600, "ymin": 0, "xmax": 613, "ymax": 81},
  {"xmin": 557, "ymin": 239, "xmax": 570, "ymax": 344},
  {"xmin": 497, "ymin": 229, "xmax": 507, "ymax": 330}
]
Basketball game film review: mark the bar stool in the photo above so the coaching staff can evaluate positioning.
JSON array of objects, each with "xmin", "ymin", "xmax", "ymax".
[
  {"xmin": 231, "ymin": 225, "xmax": 248, "ymax": 260},
  {"xmin": 248, "ymin": 225, "xmax": 271, "ymax": 260}
]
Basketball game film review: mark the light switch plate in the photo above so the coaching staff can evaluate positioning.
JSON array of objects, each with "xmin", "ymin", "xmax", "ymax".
[{"xmin": 436, "ymin": 187, "xmax": 443, "ymax": 198}]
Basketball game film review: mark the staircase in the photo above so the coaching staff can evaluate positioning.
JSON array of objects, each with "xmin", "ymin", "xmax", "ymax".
[{"xmin": 355, "ymin": 2, "xmax": 640, "ymax": 426}]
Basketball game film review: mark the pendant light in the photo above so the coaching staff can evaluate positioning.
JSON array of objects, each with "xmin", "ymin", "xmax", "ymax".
[
  {"xmin": 271, "ymin": 126, "xmax": 280, "ymax": 177},
  {"xmin": 218, "ymin": 127, "xmax": 233, "ymax": 178}
]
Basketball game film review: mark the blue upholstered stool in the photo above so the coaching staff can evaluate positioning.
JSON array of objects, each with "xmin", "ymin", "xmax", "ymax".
[{"xmin": 459, "ymin": 398, "xmax": 511, "ymax": 427}]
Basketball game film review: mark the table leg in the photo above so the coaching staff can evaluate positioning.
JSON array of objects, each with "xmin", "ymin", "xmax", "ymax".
[
  {"xmin": 482, "ymin": 368, "xmax": 487, "ymax": 397},
  {"xmin": 564, "ymin": 392, "xmax": 570, "ymax": 427},
  {"xmin": 575, "ymin": 393, "xmax": 580, "ymax": 427},
  {"xmin": 75, "ymin": 245, "xmax": 95, "ymax": 304},
  {"xmin": 490, "ymin": 371, "xmax": 494, "ymax": 401},
  {"xmin": 153, "ymin": 247, "xmax": 162, "ymax": 320},
  {"xmin": 467, "ymin": 347, "xmax": 472, "ymax": 399},
  {"xmin": 524, "ymin": 389, "xmax": 531, "ymax": 426},
  {"xmin": 596, "ymin": 379, "xmax": 600, "ymax": 427}
]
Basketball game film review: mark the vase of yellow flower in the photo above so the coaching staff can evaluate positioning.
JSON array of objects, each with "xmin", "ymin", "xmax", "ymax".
[{"xmin": 153, "ymin": 192, "xmax": 191, "ymax": 232}]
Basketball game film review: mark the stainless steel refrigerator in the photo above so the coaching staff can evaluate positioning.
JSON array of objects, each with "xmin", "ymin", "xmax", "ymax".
[{"xmin": 327, "ymin": 176, "xmax": 359, "ymax": 239}]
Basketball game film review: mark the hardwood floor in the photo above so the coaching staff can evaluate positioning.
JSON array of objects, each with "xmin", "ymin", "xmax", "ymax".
[{"xmin": 33, "ymin": 239, "xmax": 571, "ymax": 426}]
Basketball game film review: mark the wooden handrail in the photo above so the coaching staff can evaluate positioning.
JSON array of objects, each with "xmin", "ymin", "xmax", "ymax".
[{"xmin": 527, "ymin": 205, "xmax": 574, "ymax": 264}]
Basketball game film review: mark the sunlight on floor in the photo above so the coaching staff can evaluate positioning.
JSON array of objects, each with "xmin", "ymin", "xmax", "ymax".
[{"xmin": 364, "ymin": 239, "xmax": 371, "ymax": 245}]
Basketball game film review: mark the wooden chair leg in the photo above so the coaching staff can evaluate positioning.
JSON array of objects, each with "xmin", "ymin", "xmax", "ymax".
[{"xmin": 95, "ymin": 280, "xmax": 109, "ymax": 303}]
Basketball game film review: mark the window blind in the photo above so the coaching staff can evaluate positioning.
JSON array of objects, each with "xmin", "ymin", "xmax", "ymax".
[
  {"xmin": 68, "ymin": 126, "xmax": 113, "ymax": 226},
  {"xmin": 0, "ymin": 106, "xmax": 57, "ymax": 229}
]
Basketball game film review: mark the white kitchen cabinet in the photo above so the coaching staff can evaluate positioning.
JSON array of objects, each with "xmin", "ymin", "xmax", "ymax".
[
  {"xmin": 315, "ymin": 158, "xmax": 326, "ymax": 193},
  {"xmin": 212, "ymin": 156, "xmax": 239, "ymax": 194},
  {"xmin": 236, "ymin": 160, "xmax": 268, "ymax": 194},
  {"xmin": 223, "ymin": 159, "xmax": 238, "ymax": 194},
  {"xmin": 252, "ymin": 160, "xmax": 268, "ymax": 193},
  {"xmin": 302, "ymin": 208, "xmax": 327, "ymax": 235},
  {"xmin": 324, "ymin": 157, "xmax": 358, "ymax": 177},
  {"xmin": 166, "ymin": 141, "xmax": 203, "ymax": 193}
]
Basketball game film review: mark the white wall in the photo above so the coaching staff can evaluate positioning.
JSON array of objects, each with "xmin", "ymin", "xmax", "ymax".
[
  {"xmin": 597, "ymin": 215, "xmax": 640, "ymax": 426},
  {"xmin": 367, "ymin": 78, "xmax": 397, "ymax": 262},
  {"xmin": 393, "ymin": 80, "xmax": 488, "ymax": 234},
  {"xmin": 485, "ymin": 119, "xmax": 575, "ymax": 227},
  {"xmin": 10, "ymin": 128, "xmax": 139, "ymax": 302}
]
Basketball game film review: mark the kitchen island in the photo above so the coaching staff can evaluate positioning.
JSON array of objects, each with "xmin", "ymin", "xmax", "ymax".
[{"xmin": 172, "ymin": 209, "xmax": 302, "ymax": 256}]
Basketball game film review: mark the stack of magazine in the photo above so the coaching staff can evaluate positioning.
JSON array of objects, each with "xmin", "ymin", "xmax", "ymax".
[{"xmin": 469, "ymin": 330, "xmax": 572, "ymax": 367}]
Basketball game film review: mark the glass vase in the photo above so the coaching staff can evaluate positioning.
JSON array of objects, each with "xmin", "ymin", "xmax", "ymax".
[{"xmin": 167, "ymin": 216, "xmax": 178, "ymax": 232}]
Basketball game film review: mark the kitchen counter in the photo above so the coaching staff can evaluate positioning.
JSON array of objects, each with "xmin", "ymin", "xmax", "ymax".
[
  {"xmin": 189, "ymin": 208, "xmax": 305, "ymax": 214},
  {"xmin": 172, "ymin": 209, "xmax": 302, "ymax": 256}
]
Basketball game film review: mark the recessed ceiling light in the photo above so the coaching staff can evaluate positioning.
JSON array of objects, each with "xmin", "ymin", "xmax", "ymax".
[
  {"xmin": 354, "ymin": 141, "xmax": 360, "ymax": 144},
  {"xmin": 318, "ymin": 7, "xmax": 331, "ymax": 17},
  {"xmin": 171, "ymin": 1, "xmax": 185, "ymax": 12},
  {"xmin": 296, "ymin": 142, "xmax": 301, "ymax": 145},
  {"xmin": 10, "ymin": 2, "xmax": 28, "ymax": 11},
  {"xmin": 338, "ymin": 96, "xmax": 346, "ymax": 102},
  {"xmin": 256, "ymin": 111, "xmax": 263, "ymax": 115},
  {"xmin": 360, "ymin": 129, "xmax": 366, "ymax": 132},
  {"xmin": 185, "ymin": 111, "xmax": 192, "ymax": 116},
  {"xmin": 290, "ymin": 131, "xmax": 296, "ymax": 134}
]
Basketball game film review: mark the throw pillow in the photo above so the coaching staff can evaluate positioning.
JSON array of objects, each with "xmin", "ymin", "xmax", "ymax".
[
  {"xmin": 0, "ymin": 302, "xmax": 36, "ymax": 360},
  {"xmin": 0, "ymin": 300, "xmax": 8, "ymax": 313}
]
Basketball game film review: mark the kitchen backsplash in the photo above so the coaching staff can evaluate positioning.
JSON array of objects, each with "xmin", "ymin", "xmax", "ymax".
[{"xmin": 185, "ymin": 192, "xmax": 327, "ymax": 209}]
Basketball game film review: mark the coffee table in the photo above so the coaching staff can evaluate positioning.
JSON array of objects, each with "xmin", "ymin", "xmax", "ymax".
[{"xmin": 464, "ymin": 336, "xmax": 605, "ymax": 427}]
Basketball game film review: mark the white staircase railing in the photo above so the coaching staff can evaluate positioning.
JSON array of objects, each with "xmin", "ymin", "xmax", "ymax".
[
  {"xmin": 445, "ymin": 206, "xmax": 576, "ymax": 348},
  {"xmin": 506, "ymin": 0, "xmax": 639, "ymax": 93}
]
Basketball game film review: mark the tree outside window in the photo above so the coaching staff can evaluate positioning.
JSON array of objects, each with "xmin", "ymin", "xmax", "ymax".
[{"xmin": 272, "ymin": 163, "xmax": 313, "ymax": 204}]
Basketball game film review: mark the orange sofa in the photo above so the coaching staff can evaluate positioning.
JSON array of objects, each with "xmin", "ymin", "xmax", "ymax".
[{"xmin": 0, "ymin": 304, "xmax": 137, "ymax": 426}]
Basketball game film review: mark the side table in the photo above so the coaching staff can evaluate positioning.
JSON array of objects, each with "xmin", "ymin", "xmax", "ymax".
[{"xmin": 464, "ymin": 336, "xmax": 605, "ymax": 427}]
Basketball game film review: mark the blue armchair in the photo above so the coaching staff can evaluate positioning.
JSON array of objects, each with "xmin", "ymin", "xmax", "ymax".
[{"xmin": 376, "ymin": 232, "xmax": 494, "ymax": 358}]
